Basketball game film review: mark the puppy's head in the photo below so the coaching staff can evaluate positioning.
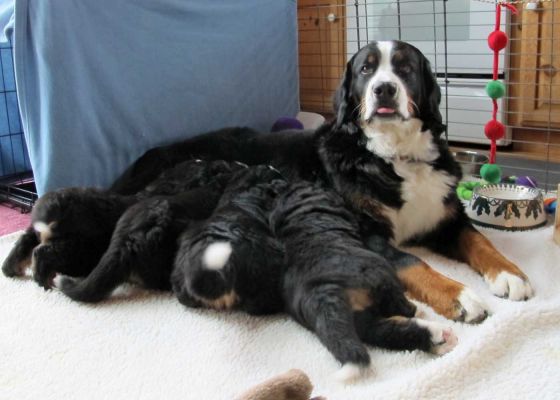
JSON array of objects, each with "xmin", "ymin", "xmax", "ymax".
[{"xmin": 333, "ymin": 40, "xmax": 444, "ymax": 137}]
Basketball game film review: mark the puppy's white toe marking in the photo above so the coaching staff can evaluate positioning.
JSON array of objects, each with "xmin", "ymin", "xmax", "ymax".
[
  {"xmin": 415, "ymin": 319, "xmax": 458, "ymax": 355},
  {"xmin": 334, "ymin": 363, "xmax": 367, "ymax": 383},
  {"xmin": 202, "ymin": 242, "xmax": 232, "ymax": 270},
  {"xmin": 457, "ymin": 288, "xmax": 489, "ymax": 323},
  {"xmin": 485, "ymin": 271, "xmax": 533, "ymax": 301},
  {"xmin": 52, "ymin": 275, "xmax": 64, "ymax": 289}
]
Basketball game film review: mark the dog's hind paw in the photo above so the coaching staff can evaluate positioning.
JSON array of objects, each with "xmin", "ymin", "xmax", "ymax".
[{"xmin": 485, "ymin": 272, "xmax": 534, "ymax": 301}]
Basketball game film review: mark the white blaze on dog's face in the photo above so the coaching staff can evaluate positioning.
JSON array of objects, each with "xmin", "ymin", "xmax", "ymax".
[
  {"xmin": 336, "ymin": 40, "xmax": 443, "ymax": 161},
  {"xmin": 360, "ymin": 41, "xmax": 412, "ymax": 122}
]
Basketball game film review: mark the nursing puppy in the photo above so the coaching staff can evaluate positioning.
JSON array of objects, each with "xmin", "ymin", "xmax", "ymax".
[
  {"xmin": 2, "ymin": 160, "xmax": 245, "ymax": 295},
  {"xmin": 172, "ymin": 165, "xmax": 285, "ymax": 315},
  {"xmin": 172, "ymin": 166, "xmax": 457, "ymax": 381}
]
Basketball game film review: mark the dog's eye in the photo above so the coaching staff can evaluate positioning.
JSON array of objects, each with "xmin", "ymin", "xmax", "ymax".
[
  {"xmin": 361, "ymin": 65, "xmax": 374, "ymax": 75},
  {"xmin": 398, "ymin": 65, "xmax": 412, "ymax": 74}
]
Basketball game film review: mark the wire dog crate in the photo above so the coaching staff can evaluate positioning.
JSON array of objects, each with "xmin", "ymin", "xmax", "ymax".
[
  {"xmin": 298, "ymin": 0, "xmax": 560, "ymax": 193},
  {"xmin": 0, "ymin": 41, "xmax": 37, "ymax": 212}
]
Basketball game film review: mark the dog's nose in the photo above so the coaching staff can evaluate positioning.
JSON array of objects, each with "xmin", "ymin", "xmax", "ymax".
[{"xmin": 373, "ymin": 82, "xmax": 397, "ymax": 98}]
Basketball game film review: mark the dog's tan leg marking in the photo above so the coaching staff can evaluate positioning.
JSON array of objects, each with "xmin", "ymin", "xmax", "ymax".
[
  {"xmin": 200, "ymin": 290, "xmax": 239, "ymax": 311},
  {"xmin": 345, "ymin": 288, "xmax": 373, "ymax": 311},
  {"xmin": 397, "ymin": 262, "xmax": 488, "ymax": 323},
  {"xmin": 458, "ymin": 229, "xmax": 526, "ymax": 280},
  {"xmin": 458, "ymin": 229, "xmax": 533, "ymax": 300}
]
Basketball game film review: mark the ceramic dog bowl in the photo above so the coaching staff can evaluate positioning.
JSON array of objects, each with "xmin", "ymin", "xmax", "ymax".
[
  {"xmin": 467, "ymin": 184, "xmax": 546, "ymax": 231},
  {"xmin": 452, "ymin": 151, "xmax": 489, "ymax": 177}
]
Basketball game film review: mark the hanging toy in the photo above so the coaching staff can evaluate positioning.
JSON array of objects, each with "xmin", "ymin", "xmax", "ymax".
[{"xmin": 480, "ymin": 1, "xmax": 518, "ymax": 184}]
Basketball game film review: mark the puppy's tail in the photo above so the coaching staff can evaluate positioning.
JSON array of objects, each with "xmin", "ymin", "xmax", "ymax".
[
  {"xmin": 354, "ymin": 312, "xmax": 458, "ymax": 355},
  {"xmin": 173, "ymin": 240, "xmax": 235, "ymax": 309},
  {"xmin": 56, "ymin": 245, "xmax": 133, "ymax": 303}
]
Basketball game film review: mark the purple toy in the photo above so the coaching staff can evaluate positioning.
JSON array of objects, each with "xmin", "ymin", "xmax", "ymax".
[
  {"xmin": 271, "ymin": 117, "xmax": 304, "ymax": 132},
  {"xmin": 515, "ymin": 176, "xmax": 538, "ymax": 188}
]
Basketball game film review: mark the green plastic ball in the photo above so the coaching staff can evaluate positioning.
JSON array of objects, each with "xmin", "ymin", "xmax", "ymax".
[
  {"xmin": 485, "ymin": 80, "xmax": 506, "ymax": 99},
  {"xmin": 480, "ymin": 163, "xmax": 502, "ymax": 184}
]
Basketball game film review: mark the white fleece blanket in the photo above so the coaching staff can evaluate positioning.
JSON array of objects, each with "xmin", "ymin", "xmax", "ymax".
[{"xmin": 1, "ymin": 225, "xmax": 560, "ymax": 400}]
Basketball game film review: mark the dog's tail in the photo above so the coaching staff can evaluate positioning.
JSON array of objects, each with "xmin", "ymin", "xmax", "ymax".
[
  {"xmin": 56, "ymin": 197, "xmax": 176, "ymax": 303},
  {"xmin": 354, "ymin": 312, "xmax": 458, "ymax": 356},
  {"xmin": 173, "ymin": 239, "xmax": 237, "ymax": 310}
]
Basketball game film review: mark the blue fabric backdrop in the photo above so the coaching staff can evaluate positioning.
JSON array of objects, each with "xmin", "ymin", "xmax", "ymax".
[{"xmin": 4, "ymin": 0, "xmax": 298, "ymax": 195}]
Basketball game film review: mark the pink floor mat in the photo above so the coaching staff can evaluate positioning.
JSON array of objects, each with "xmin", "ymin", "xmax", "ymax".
[{"xmin": 0, "ymin": 204, "xmax": 31, "ymax": 236}]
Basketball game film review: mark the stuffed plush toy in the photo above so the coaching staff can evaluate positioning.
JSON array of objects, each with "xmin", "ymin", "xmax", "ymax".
[{"xmin": 235, "ymin": 369, "xmax": 325, "ymax": 400}]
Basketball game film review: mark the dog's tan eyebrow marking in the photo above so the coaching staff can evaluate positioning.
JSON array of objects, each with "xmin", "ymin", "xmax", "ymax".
[
  {"xmin": 392, "ymin": 50, "xmax": 404, "ymax": 62},
  {"xmin": 367, "ymin": 54, "xmax": 376, "ymax": 64}
]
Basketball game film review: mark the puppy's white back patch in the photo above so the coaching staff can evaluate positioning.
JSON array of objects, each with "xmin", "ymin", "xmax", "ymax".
[
  {"xmin": 33, "ymin": 221, "xmax": 54, "ymax": 244},
  {"xmin": 203, "ymin": 242, "xmax": 232, "ymax": 270}
]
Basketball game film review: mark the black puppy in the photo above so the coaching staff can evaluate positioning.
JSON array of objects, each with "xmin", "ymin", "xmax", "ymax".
[
  {"xmin": 172, "ymin": 165, "xmax": 285, "ymax": 316},
  {"xmin": 271, "ymin": 181, "xmax": 457, "ymax": 381},
  {"xmin": 172, "ymin": 166, "xmax": 457, "ymax": 381},
  {"xmin": 56, "ymin": 187, "xmax": 222, "ymax": 302},
  {"xmin": 2, "ymin": 160, "xmax": 245, "ymax": 292}
]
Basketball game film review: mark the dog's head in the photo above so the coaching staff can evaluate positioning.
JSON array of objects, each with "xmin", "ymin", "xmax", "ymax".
[{"xmin": 333, "ymin": 40, "xmax": 444, "ymax": 138}]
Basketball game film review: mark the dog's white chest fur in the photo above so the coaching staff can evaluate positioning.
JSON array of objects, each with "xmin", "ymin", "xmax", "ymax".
[
  {"xmin": 385, "ymin": 160, "xmax": 455, "ymax": 244},
  {"xmin": 363, "ymin": 119, "xmax": 456, "ymax": 244}
]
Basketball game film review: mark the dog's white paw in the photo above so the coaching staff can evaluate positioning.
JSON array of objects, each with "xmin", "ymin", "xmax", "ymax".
[
  {"xmin": 415, "ymin": 319, "xmax": 458, "ymax": 355},
  {"xmin": 333, "ymin": 363, "xmax": 369, "ymax": 383},
  {"xmin": 485, "ymin": 272, "xmax": 533, "ymax": 301},
  {"xmin": 456, "ymin": 288, "xmax": 489, "ymax": 323}
]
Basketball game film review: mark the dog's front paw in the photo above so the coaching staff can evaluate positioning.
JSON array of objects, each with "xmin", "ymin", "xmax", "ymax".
[
  {"xmin": 485, "ymin": 272, "xmax": 533, "ymax": 301},
  {"xmin": 454, "ymin": 288, "xmax": 489, "ymax": 324}
]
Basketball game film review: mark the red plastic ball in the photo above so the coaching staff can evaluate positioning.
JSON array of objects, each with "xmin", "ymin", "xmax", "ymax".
[
  {"xmin": 484, "ymin": 120, "xmax": 505, "ymax": 141},
  {"xmin": 488, "ymin": 31, "xmax": 508, "ymax": 51}
]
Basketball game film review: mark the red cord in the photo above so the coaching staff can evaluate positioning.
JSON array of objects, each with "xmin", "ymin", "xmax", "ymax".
[{"xmin": 488, "ymin": 2, "xmax": 517, "ymax": 164}]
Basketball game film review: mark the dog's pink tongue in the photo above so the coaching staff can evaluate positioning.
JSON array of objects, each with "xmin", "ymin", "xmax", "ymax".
[{"xmin": 377, "ymin": 107, "xmax": 395, "ymax": 114}]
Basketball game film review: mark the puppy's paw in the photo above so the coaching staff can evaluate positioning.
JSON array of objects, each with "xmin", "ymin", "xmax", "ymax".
[
  {"xmin": 485, "ymin": 272, "xmax": 534, "ymax": 301},
  {"xmin": 454, "ymin": 288, "xmax": 489, "ymax": 324},
  {"xmin": 1, "ymin": 229, "xmax": 38, "ymax": 277},
  {"xmin": 2, "ymin": 253, "xmax": 31, "ymax": 278},
  {"xmin": 31, "ymin": 246, "xmax": 57, "ymax": 290},
  {"xmin": 416, "ymin": 319, "xmax": 458, "ymax": 356},
  {"xmin": 52, "ymin": 274, "xmax": 68, "ymax": 290},
  {"xmin": 333, "ymin": 363, "xmax": 371, "ymax": 383}
]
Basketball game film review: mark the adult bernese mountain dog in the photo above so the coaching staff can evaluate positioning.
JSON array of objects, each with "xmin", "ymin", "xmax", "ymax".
[{"xmin": 3, "ymin": 41, "xmax": 532, "ymax": 327}]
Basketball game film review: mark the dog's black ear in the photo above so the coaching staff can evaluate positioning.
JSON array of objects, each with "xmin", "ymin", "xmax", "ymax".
[
  {"xmin": 420, "ymin": 57, "xmax": 446, "ymax": 137},
  {"xmin": 333, "ymin": 59, "xmax": 358, "ymax": 134}
]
